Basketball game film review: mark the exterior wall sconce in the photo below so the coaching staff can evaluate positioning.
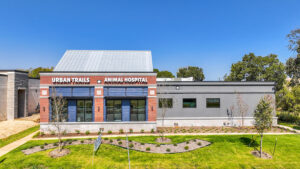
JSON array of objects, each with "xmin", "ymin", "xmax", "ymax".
[
  {"xmin": 151, "ymin": 106, "xmax": 153, "ymax": 111},
  {"xmin": 98, "ymin": 106, "xmax": 100, "ymax": 112},
  {"xmin": 176, "ymin": 86, "xmax": 180, "ymax": 90},
  {"xmin": 43, "ymin": 107, "xmax": 45, "ymax": 112}
]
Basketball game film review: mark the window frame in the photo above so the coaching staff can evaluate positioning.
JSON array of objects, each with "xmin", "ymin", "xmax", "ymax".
[
  {"xmin": 158, "ymin": 98, "xmax": 173, "ymax": 108},
  {"xmin": 206, "ymin": 98, "xmax": 221, "ymax": 108},
  {"xmin": 182, "ymin": 98, "xmax": 197, "ymax": 108}
]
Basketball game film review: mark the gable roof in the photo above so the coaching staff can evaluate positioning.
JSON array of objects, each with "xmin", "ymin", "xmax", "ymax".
[{"xmin": 54, "ymin": 50, "xmax": 153, "ymax": 72}]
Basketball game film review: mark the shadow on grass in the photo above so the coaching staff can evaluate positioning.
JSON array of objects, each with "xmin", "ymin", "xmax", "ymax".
[
  {"xmin": 240, "ymin": 136, "xmax": 259, "ymax": 149},
  {"xmin": 0, "ymin": 157, "xmax": 6, "ymax": 164}
]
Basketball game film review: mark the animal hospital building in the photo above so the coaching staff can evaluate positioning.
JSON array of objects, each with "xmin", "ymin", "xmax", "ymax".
[{"xmin": 39, "ymin": 50, "xmax": 277, "ymax": 133}]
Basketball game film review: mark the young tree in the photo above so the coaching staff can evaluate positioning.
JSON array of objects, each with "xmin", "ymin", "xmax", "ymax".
[
  {"xmin": 236, "ymin": 93, "xmax": 249, "ymax": 127},
  {"xmin": 50, "ymin": 87, "xmax": 67, "ymax": 152},
  {"xmin": 254, "ymin": 95, "xmax": 274, "ymax": 158},
  {"xmin": 177, "ymin": 66, "xmax": 205, "ymax": 81}
]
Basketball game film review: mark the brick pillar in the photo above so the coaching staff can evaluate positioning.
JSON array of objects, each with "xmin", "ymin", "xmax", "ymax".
[
  {"xmin": 40, "ymin": 98, "xmax": 49, "ymax": 122},
  {"xmin": 147, "ymin": 97, "xmax": 157, "ymax": 121},
  {"xmin": 94, "ymin": 98, "xmax": 104, "ymax": 122}
]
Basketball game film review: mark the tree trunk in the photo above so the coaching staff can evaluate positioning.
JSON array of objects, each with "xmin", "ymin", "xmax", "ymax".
[{"xmin": 260, "ymin": 134, "xmax": 263, "ymax": 158}]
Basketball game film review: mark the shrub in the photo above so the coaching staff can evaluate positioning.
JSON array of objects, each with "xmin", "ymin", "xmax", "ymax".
[
  {"xmin": 85, "ymin": 130, "xmax": 90, "ymax": 135},
  {"xmin": 129, "ymin": 140, "xmax": 132, "ymax": 142},
  {"xmin": 53, "ymin": 143, "xmax": 58, "ymax": 146},
  {"xmin": 108, "ymin": 130, "xmax": 112, "ymax": 134},
  {"xmin": 166, "ymin": 148, "xmax": 170, "ymax": 152},
  {"xmin": 62, "ymin": 130, "xmax": 67, "ymax": 135},
  {"xmin": 173, "ymin": 143, "xmax": 177, "ymax": 146},
  {"xmin": 117, "ymin": 138, "xmax": 121, "ymax": 141},
  {"xmin": 141, "ymin": 143, "xmax": 145, "ymax": 145},
  {"xmin": 119, "ymin": 129, "xmax": 124, "ymax": 134},
  {"xmin": 184, "ymin": 146, "xmax": 189, "ymax": 150},
  {"xmin": 151, "ymin": 129, "xmax": 155, "ymax": 133},
  {"xmin": 97, "ymin": 131, "xmax": 102, "ymax": 135},
  {"xmin": 109, "ymin": 139, "xmax": 113, "ymax": 143},
  {"xmin": 277, "ymin": 111, "xmax": 300, "ymax": 124},
  {"xmin": 197, "ymin": 142, "xmax": 202, "ymax": 146},
  {"xmin": 146, "ymin": 147, "xmax": 151, "ymax": 151},
  {"xmin": 44, "ymin": 143, "xmax": 48, "ymax": 146},
  {"xmin": 193, "ymin": 139, "xmax": 197, "ymax": 142},
  {"xmin": 104, "ymin": 137, "xmax": 108, "ymax": 140},
  {"xmin": 129, "ymin": 128, "xmax": 133, "ymax": 133},
  {"xmin": 40, "ymin": 132, "xmax": 45, "ymax": 136},
  {"xmin": 141, "ymin": 129, "xmax": 144, "ymax": 133},
  {"xmin": 118, "ymin": 141, "xmax": 122, "ymax": 145},
  {"xmin": 186, "ymin": 141, "xmax": 189, "ymax": 144},
  {"xmin": 156, "ymin": 144, "xmax": 160, "ymax": 147},
  {"xmin": 129, "ymin": 143, "xmax": 134, "ymax": 148},
  {"xmin": 80, "ymin": 140, "xmax": 84, "ymax": 143},
  {"xmin": 75, "ymin": 130, "xmax": 80, "ymax": 134},
  {"xmin": 40, "ymin": 145, "xmax": 44, "ymax": 149},
  {"xmin": 50, "ymin": 131, "xmax": 55, "ymax": 135},
  {"xmin": 88, "ymin": 138, "xmax": 92, "ymax": 140}
]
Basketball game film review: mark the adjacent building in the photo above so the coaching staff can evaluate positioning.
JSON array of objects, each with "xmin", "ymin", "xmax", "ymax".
[{"xmin": 39, "ymin": 50, "xmax": 276, "ymax": 133}]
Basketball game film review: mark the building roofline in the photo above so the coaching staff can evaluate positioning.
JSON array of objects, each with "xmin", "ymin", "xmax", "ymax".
[
  {"xmin": 40, "ymin": 71, "xmax": 156, "ymax": 73},
  {"xmin": 157, "ymin": 81, "xmax": 275, "ymax": 86},
  {"xmin": 0, "ymin": 70, "xmax": 28, "ymax": 73}
]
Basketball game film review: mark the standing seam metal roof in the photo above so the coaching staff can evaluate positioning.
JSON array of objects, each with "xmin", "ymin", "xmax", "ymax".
[{"xmin": 54, "ymin": 50, "xmax": 153, "ymax": 72}]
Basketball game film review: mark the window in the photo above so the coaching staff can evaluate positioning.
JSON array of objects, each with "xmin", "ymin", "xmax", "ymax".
[
  {"xmin": 106, "ymin": 100, "xmax": 122, "ymax": 121},
  {"xmin": 130, "ymin": 99, "xmax": 146, "ymax": 121},
  {"xmin": 183, "ymin": 98, "xmax": 197, "ymax": 108},
  {"xmin": 159, "ymin": 98, "xmax": 173, "ymax": 108},
  {"xmin": 76, "ymin": 100, "xmax": 93, "ymax": 122},
  {"xmin": 51, "ymin": 99, "xmax": 68, "ymax": 122},
  {"xmin": 206, "ymin": 98, "xmax": 220, "ymax": 108}
]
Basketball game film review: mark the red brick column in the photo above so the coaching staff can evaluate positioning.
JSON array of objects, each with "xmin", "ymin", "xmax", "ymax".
[
  {"xmin": 94, "ymin": 97, "xmax": 104, "ymax": 122},
  {"xmin": 40, "ymin": 98, "xmax": 50, "ymax": 122},
  {"xmin": 148, "ymin": 97, "xmax": 157, "ymax": 121}
]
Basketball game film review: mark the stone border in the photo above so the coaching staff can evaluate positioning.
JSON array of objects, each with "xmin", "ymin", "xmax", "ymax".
[{"xmin": 22, "ymin": 138, "xmax": 211, "ymax": 155}]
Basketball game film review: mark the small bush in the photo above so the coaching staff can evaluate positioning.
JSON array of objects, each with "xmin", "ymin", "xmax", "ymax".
[
  {"xmin": 118, "ymin": 141, "xmax": 122, "ymax": 145},
  {"xmin": 97, "ymin": 131, "xmax": 102, "ymax": 135},
  {"xmin": 119, "ymin": 129, "xmax": 124, "ymax": 134},
  {"xmin": 156, "ymin": 144, "xmax": 160, "ymax": 147},
  {"xmin": 44, "ymin": 143, "xmax": 48, "ymax": 146},
  {"xmin": 193, "ymin": 139, "xmax": 197, "ymax": 142},
  {"xmin": 62, "ymin": 130, "xmax": 67, "ymax": 135},
  {"xmin": 186, "ymin": 141, "xmax": 189, "ymax": 144},
  {"xmin": 278, "ymin": 111, "xmax": 300, "ymax": 124},
  {"xmin": 40, "ymin": 132, "xmax": 45, "ymax": 136},
  {"xmin": 184, "ymin": 146, "xmax": 189, "ymax": 150},
  {"xmin": 75, "ymin": 130, "xmax": 80, "ymax": 134},
  {"xmin": 108, "ymin": 130, "xmax": 112, "ymax": 134},
  {"xmin": 146, "ymin": 147, "xmax": 151, "ymax": 151},
  {"xmin": 117, "ymin": 138, "xmax": 121, "ymax": 141},
  {"xmin": 151, "ymin": 129, "xmax": 155, "ymax": 133},
  {"xmin": 129, "ymin": 143, "xmax": 134, "ymax": 148},
  {"xmin": 109, "ymin": 139, "xmax": 113, "ymax": 143},
  {"xmin": 85, "ymin": 130, "xmax": 90, "ymax": 135},
  {"xmin": 40, "ymin": 145, "xmax": 44, "ymax": 149},
  {"xmin": 50, "ymin": 131, "xmax": 55, "ymax": 135},
  {"xmin": 141, "ymin": 129, "xmax": 144, "ymax": 133},
  {"xmin": 88, "ymin": 138, "xmax": 92, "ymax": 140},
  {"xmin": 173, "ymin": 143, "xmax": 177, "ymax": 146},
  {"xmin": 129, "ymin": 128, "xmax": 133, "ymax": 133},
  {"xmin": 53, "ymin": 143, "xmax": 58, "ymax": 146},
  {"xmin": 166, "ymin": 148, "xmax": 170, "ymax": 152},
  {"xmin": 80, "ymin": 140, "xmax": 84, "ymax": 143},
  {"xmin": 129, "ymin": 140, "xmax": 132, "ymax": 142},
  {"xmin": 197, "ymin": 142, "xmax": 202, "ymax": 146},
  {"xmin": 141, "ymin": 143, "xmax": 145, "ymax": 145},
  {"xmin": 104, "ymin": 137, "xmax": 108, "ymax": 140}
]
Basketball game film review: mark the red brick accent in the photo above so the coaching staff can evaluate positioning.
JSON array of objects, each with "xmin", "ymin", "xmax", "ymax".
[
  {"xmin": 94, "ymin": 98, "xmax": 104, "ymax": 122},
  {"xmin": 148, "ymin": 98, "xmax": 157, "ymax": 121},
  {"xmin": 40, "ymin": 98, "xmax": 49, "ymax": 122}
]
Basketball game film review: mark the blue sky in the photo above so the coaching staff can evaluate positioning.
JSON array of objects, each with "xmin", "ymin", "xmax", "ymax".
[{"xmin": 0, "ymin": 0, "xmax": 299, "ymax": 80}]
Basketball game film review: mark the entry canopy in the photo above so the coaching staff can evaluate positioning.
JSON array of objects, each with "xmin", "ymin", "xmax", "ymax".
[{"xmin": 54, "ymin": 50, "xmax": 153, "ymax": 72}]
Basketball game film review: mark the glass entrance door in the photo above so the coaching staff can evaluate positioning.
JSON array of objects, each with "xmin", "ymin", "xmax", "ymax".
[
  {"xmin": 106, "ymin": 100, "xmax": 122, "ymax": 121},
  {"xmin": 76, "ymin": 99, "xmax": 93, "ymax": 122}
]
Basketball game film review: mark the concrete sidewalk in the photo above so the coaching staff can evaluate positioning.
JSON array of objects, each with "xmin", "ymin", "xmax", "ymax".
[
  {"xmin": 33, "ymin": 132, "xmax": 296, "ymax": 140},
  {"xmin": 277, "ymin": 125, "xmax": 300, "ymax": 134},
  {"xmin": 0, "ymin": 131, "xmax": 39, "ymax": 157}
]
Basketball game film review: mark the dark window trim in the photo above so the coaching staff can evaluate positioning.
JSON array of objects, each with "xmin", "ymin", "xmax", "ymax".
[
  {"xmin": 206, "ymin": 98, "xmax": 220, "ymax": 108},
  {"xmin": 182, "ymin": 98, "xmax": 197, "ymax": 108}
]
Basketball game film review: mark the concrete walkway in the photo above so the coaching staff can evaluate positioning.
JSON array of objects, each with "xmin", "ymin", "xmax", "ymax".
[
  {"xmin": 277, "ymin": 125, "xmax": 300, "ymax": 134},
  {"xmin": 33, "ymin": 132, "xmax": 296, "ymax": 140},
  {"xmin": 0, "ymin": 131, "xmax": 39, "ymax": 157}
]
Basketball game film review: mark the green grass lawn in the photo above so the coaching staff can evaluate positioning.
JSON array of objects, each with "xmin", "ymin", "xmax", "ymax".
[
  {"xmin": 0, "ymin": 125, "xmax": 39, "ymax": 148},
  {"xmin": 0, "ymin": 134, "xmax": 299, "ymax": 169},
  {"xmin": 278, "ymin": 121, "xmax": 300, "ymax": 130}
]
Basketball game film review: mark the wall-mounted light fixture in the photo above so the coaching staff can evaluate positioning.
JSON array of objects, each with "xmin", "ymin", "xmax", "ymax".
[
  {"xmin": 43, "ymin": 107, "xmax": 45, "ymax": 112},
  {"xmin": 98, "ymin": 106, "xmax": 100, "ymax": 112},
  {"xmin": 151, "ymin": 106, "xmax": 153, "ymax": 111},
  {"xmin": 176, "ymin": 86, "xmax": 180, "ymax": 90}
]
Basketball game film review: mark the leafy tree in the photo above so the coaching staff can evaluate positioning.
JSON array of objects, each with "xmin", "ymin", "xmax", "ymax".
[
  {"xmin": 177, "ymin": 66, "xmax": 205, "ymax": 81},
  {"xmin": 28, "ymin": 67, "xmax": 54, "ymax": 78},
  {"xmin": 153, "ymin": 69, "xmax": 175, "ymax": 78},
  {"xmin": 254, "ymin": 95, "xmax": 274, "ymax": 158},
  {"xmin": 286, "ymin": 29, "xmax": 300, "ymax": 86},
  {"xmin": 225, "ymin": 53, "xmax": 286, "ymax": 91}
]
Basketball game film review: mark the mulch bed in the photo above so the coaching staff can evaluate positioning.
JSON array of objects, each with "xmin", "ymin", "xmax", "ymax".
[
  {"xmin": 49, "ymin": 149, "xmax": 70, "ymax": 158},
  {"xmin": 251, "ymin": 150, "xmax": 272, "ymax": 159},
  {"xmin": 22, "ymin": 138, "xmax": 211, "ymax": 155}
]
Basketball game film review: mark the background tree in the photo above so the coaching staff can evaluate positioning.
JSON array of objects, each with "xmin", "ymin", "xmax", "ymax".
[
  {"xmin": 177, "ymin": 66, "xmax": 205, "ymax": 81},
  {"xmin": 153, "ymin": 68, "xmax": 175, "ymax": 78},
  {"xmin": 286, "ymin": 29, "xmax": 300, "ymax": 86},
  {"xmin": 27, "ymin": 67, "xmax": 54, "ymax": 78},
  {"xmin": 224, "ymin": 53, "xmax": 286, "ymax": 91},
  {"xmin": 254, "ymin": 95, "xmax": 274, "ymax": 158}
]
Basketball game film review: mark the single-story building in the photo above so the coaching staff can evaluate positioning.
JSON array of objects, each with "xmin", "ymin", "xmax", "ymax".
[
  {"xmin": 0, "ymin": 70, "xmax": 40, "ymax": 121},
  {"xmin": 39, "ymin": 50, "xmax": 276, "ymax": 133}
]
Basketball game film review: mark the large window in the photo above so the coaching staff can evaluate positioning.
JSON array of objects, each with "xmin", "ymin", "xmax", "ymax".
[
  {"xmin": 159, "ymin": 98, "xmax": 173, "ymax": 108},
  {"xmin": 206, "ymin": 98, "xmax": 220, "ymax": 108},
  {"xmin": 130, "ymin": 100, "xmax": 146, "ymax": 121},
  {"xmin": 51, "ymin": 99, "xmax": 68, "ymax": 122},
  {"xmin": 76, "ymin": 100, "xmax": 93, "ymax": 122},
  {"xmin": 106, "ymin": 100, "xmax": 122, "ymax": 121},
  {"xmin": 183, "ymin": 98, "xmax": 197, "ymax": 108}
]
